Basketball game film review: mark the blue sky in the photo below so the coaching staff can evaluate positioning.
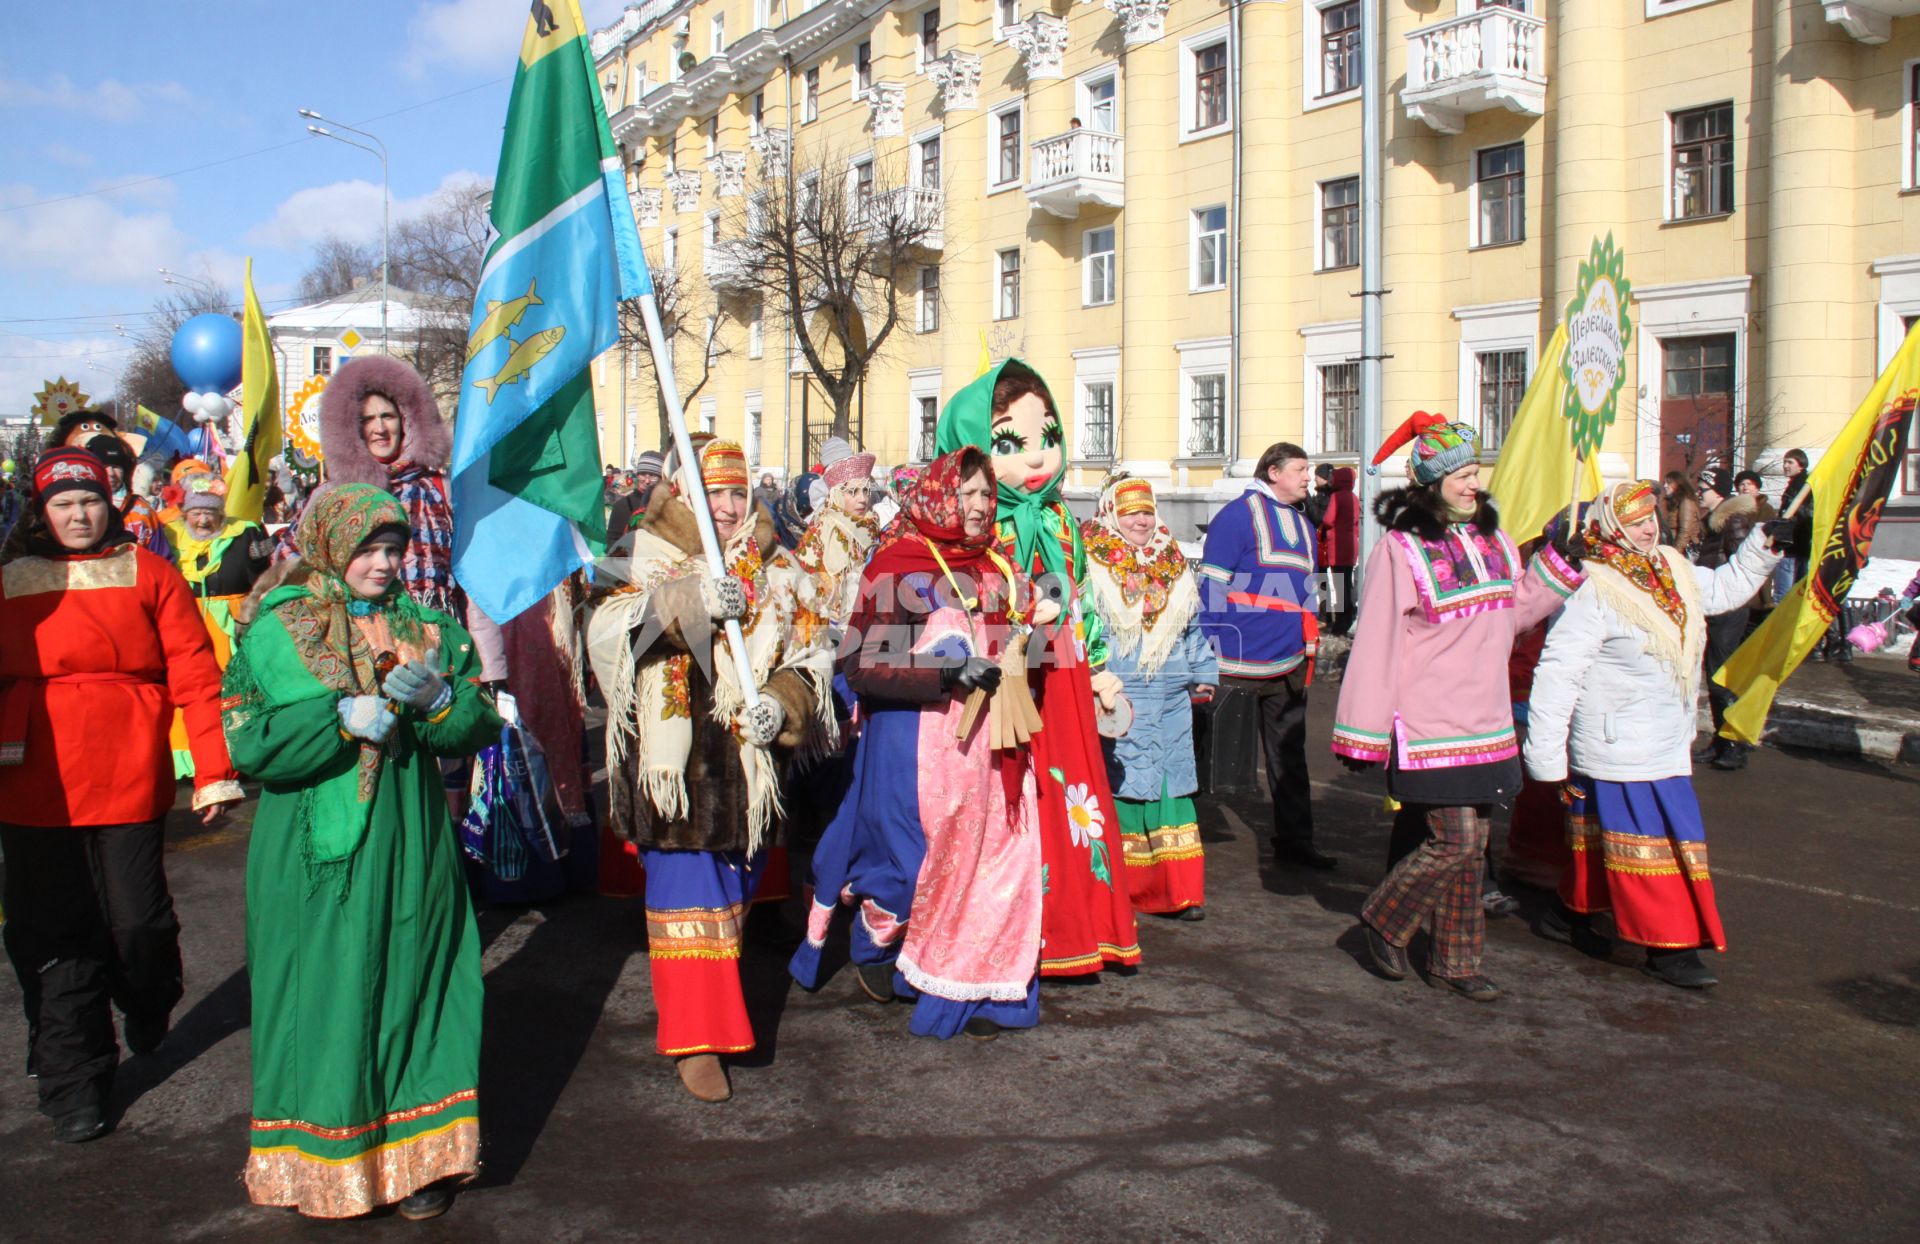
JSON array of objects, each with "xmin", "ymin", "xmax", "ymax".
[{"xmin": 0, "ymin": 0, "xmax": 629, "ymax": 417}]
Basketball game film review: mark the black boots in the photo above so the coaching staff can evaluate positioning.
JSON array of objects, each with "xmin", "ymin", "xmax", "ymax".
[{"xmin": 1644, "ymin": 949, "xmax": 1719, "ymax": 989}]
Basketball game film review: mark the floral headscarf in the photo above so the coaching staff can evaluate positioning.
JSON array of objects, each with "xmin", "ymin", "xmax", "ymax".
[
  {"xmin": 1584, "ymin": 479, "xmax": 1686, "ymax": 633},
  {"xmin": 1582, "ymin": 479, "xmax": 1703, "ymax": 696},
  {"xmin": 1081, "ymin": 471, "xmax": 1199, "ymax": 672}
]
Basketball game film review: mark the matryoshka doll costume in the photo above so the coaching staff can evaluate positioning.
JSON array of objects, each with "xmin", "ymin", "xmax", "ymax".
[{"xmin": 935, "ymin": 359, "xmax": 1140, "ymax": 976}]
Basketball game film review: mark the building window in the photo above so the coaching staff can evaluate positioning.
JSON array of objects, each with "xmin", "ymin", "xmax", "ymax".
[
  {"xmin": 1082, "ymin": 381, "xmax": 1115, "ymax": 461},
  {"xmin": 1084, "ymin": 226, "xmax": 1116, "ymax": 306},
  {"xmin": 1320, "ymin": 362, "xmax": 1359, "ymax": 454},
  {"xmin": 992, "ymin": 103, "xmax": 1023, "ymax": 188},
  {"xmin": 311, "ymin": 345, "xmax": 332, "ymax": 377},
  {"xmin": 917, "ymin": 134, "xmax": 942, "ymax": 188},
  {"xmin": 915, "ymin": 395, "xmax": 940, "ymax": 462},
  {"xmin": 709, "ymin": 12, "xmax": 724, "ymax": 56},
  {"xmin": 1320, "ymin": 176, "xmax": 1359, "ymax": 271},
  {"xmin": 996, "ymin": 248, "xmax": 1021, "ymax": 320},
  {"xmin": 996, "ymin": 0, "xmax": 1019, "ymax": 37},
  {"xmin": 1661, "ymin": 333, "xmax": 1737, "ymax": 473},
  {"xmin": 749, "ymin": 313, "xmax": 764, "ymax": 359},
  {"xmin": 1191, "ymin": 205, "xmax": 1227, "ymax": 290},
  {"xmin": 703, "ymin": 114, "xmax": 718, "ymax": 159},
  {"xmin": 1192, "ymin": 39, "xmax": 1229, "ymax": 134},
  {"xmin": 1474, "ymin": 143, "xmax": 1524, "ymax": 247},
  {"xmin": 744, "ymin": 396, "xmax": 763, "ymax": 466},
  {"xmin": 753, "ymin": 0, "xmax": 772, "ymax": 32},
  {"xmin": 1320, "ymin": 2, "xmax": 1361, "ymax": 98},
  {"xmin": 1475, "ymin": 349, "xmax": 1527, "ymax": 451},
  {"xmin": 854, "ymin": 41, "xmax": 872, "ymax": 98},
  {"xmin": 663, "ymin": 226, "xmax": 678, "ymax": 270},
  {"xmin": 851, "ymin": 157, "xmax": 875, "ymax": 215},
  {"xmin": 802, "ymin": 66, "xmax": 820, "ymax": 123},
  {"xmin": 1082, "ymin": 73, "xmax": 1117, "ymax": 132},
  {"xmin": 704, "ymin": 209, "xmax": 719, "ymax": 250},
  {"xmin": 1671, "ymin": 103, "xmax": 1734, "ymax": 220},
  {"xmin": 918, "ymin": 265, "xmax": 940, "ymax": 333},
  {"xmin": 750, "ymin": 91, "xmax": 764, "ymax": 137},
  {"xmin": 1187, "ymin": 374, "xmax": 1227, "ymax": 457},
  {"xmin": 920, "ymin": 6, "xmax": 941, "ymax": 68},
  {"xmin": 1908, "ymin": 62, "xmax": 1919, "ymax": 191}
]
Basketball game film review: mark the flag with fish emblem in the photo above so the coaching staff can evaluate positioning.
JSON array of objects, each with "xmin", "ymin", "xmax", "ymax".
[
  {"xmin": 449, "ymin": 0, "xmax": 651, "ymax": 623},
  {"xmin": 1712, "ymin": 320, "xmax": 1920, "ymax": 745}
]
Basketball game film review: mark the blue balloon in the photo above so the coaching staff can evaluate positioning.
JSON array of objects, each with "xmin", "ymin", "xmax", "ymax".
[{"xmin": 170, "ymin": 313, "xmax": 243, "ymax": 393}]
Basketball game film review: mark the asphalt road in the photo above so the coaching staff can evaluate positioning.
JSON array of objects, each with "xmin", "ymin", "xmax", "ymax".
[{"xmin": 0, "ymin": 694, "xmax": 1915, "ymax": 1243}]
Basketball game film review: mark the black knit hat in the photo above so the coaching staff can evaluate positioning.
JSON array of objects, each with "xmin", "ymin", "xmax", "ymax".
[
  {"xmin": 85, "ymin": 434, "xmax": 133, "ymax": 474},
  {"xmin": 1698, "ymin": 468, "xmax": 1732, "ymax": 499}
]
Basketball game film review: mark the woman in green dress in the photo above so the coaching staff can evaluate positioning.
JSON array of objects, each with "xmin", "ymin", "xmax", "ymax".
[{"xmin": 222, "ymin": 483, "xmax": 501, "ymax": 1221}]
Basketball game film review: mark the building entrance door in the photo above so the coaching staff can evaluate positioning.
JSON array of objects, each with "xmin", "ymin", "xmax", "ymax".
[{"xmin": 1659, "ymin": 333, "xmax": 1736, "ymax": 476}]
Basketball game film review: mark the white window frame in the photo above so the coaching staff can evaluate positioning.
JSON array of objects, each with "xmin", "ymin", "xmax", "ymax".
[
  {"xmin": 1179, "ymin": 27, "xmax": 1233, "ymax": 142},
  {"xmin": 908, "ymin": 367, "xmax": 944, "ymax": 462},
  {"xmin": 748, "ymin": 311, "xmax": 765, "ymax": 359},
  {"xmin": 1874, "ymin": 256, "xmax": 1920, "ymax": 500},
  {"xmin": 853, "ymin": 39, "xmax": 873, "ymax": 100},
  {"xmin": 917, "ymin": 264, "xmax": 941, "ymax": 333},
  {"xmin": 743, "ymin": 390, "xmax": 764, "ymax": 466},
  {"xmin": 709, "ymin": 11, "xmax": 725, "ymax": 57},
  {"xmin": 1632, "ymin": 277, "xmax": 1752, "ymax": 479},
  {"xmin": 1190, "ymin": 204, "xmax": 1228, "ymax": 292},
  {"xmin": 988, "ymin": 99, "xmax": 1024, "ymax": 191},
  {"xmin": 1176, "ymin": 338, "xmax": 1233, "ymax": 461},
  {"xmin": 801, "ymin": 65, "xmax": 820, "ymax": 123},
  {"xmin": 1083, "ymin": 226, "xmax": 1116, "ymax": 307},
  {"xmin": 994, "ymin": 0, "xmax": 1020, "ymax": 40},
  {"xmin": 703, "ymin": 209, "xmax": 720, "ymax": 253},
  {"xmin": 1664, "ymin": 100, "xmax": 1736, "ymax": 223},
  {"xmin": 910, "ymin": 126, "xmax": 943, "ymax": 189},
  {"xmin": 994, "ymin": 247, "xmax": 1022, "ymax": 321},
  {"xmin": 752, "ymin": 0, "xmax": 773, "ymax": 33},
  {"xmin": 1304, "ymin": 0, "xmax": 1362, "ymax": 113},
  {"xmin": 1300, "ymin": 319, "xmax": 1362, "ymax": 460},
  {"xmin": 1470, "ymin": 141, "xmax": 1525, "ymax": 249},
  {"xmin": 1460, "ymin": 0, "xmax": 1532, "ymax": 13},
  {"xmin": 917, "ymin": 5, "xmax": 942, "ymax": 72},
  {"xmin": 750, "ymin": 91, "xmax": 765, "ymax": 137},
  {"xmin": 1904, "ymin": 59, "xmax": 1920, "ymax": 193},
  {"xmin": 1452, "ymin": 299, "xmax": 1541, "ymax": 455},
  {"xmin": 1078, "ymin": 68, "xmax": 1119, "ymax": 133},
  {"xmin": 698, "ymin": 394, "xmax": 718, "ymax": 434},
  {"xmin": 1072, "ymin": 346, "xmax": 1121, "ymax": 463},
  {"xmin": 846, "ymin": 152, "xmax": 876, "ymax": 217},
  {"xmin": 1317, "ymin": 176, "xmax": 1359, "ymax": 272},
  {"xmin": 663, "ymin": 225, "xmax": 679, "ymax": 271}
]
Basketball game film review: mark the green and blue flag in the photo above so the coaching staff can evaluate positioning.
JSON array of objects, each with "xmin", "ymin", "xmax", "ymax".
[{"xmin": 451, "ymin": 0, "xmax": 650, "ymax": 622}]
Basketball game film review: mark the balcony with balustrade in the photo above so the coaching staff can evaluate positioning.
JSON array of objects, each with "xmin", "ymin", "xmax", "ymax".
[
  {"xmin": 703, "ymin": 238, "xmax": 756, "ymax": 295},
  {"xmin": 1024, "ymin": 129, "xmax": 1124, "ymax": 220},
  {"xmin": 858, "ymin": 186, "xmax": 944, "ymax": 251},
  {"xmin": 1821, "ymin": 0, "xmax": 1920, "ymax": 42},
  {"xmin": 1402, "ymin": 6, "xmax": 1547, "ymax": 136}
]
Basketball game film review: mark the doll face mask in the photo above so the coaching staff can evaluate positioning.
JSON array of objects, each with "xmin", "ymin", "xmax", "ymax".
[{"xmin": 988, "ymin": 391, "xmax": 1064, "ymax": 495}]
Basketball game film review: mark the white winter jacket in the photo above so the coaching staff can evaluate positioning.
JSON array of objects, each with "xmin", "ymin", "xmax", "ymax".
[{"xmin": 1523, "ymin": 529, "xmax": 1780, "ymax": 783}]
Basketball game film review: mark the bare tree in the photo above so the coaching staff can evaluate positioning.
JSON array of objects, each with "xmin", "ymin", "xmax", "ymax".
[
  {"xmin": 116, "ymin": 282, "xmax": 236, "ymax": 432},
  {"xmin": 616, "ymin": 259, "xmax": 731, "ymax": 455},
  {"xmin": 296, "ymin": 237, "xmax": 380, "ymax": 303},
  {"xmin": 727, "ymin": 147, "xmax": 938, "ymax": 445}
]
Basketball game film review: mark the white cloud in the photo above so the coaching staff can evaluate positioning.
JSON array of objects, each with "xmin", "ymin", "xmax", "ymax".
[
  {"xmin": 0, "ymin": 73, "xmax": 190, "ymax": 124},
  {"xmin": 403, "ymin": 0, "xmax": 631, "ymax": 74},
  {"xmin": 246, "ymin": 171, "xmax": 489, "ymax": 252},
  {"xmin": 41, "ymin": 143, "xmax": 94, "ymax": 170},
  {"xmin": 0, "ymin": 333, "xmax": 129, "ymax": 424},
  {"xmin": 0, "ymin": 183, "xmax": 191, "ymax": 287}
]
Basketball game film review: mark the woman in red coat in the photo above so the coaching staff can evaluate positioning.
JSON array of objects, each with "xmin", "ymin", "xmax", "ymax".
[
  {"xmin": 0, "ymin": 448, "xmax": 243, "ymax": 1144},
  {"xmin": 1315, "ymin": 466, "xmax": 1359, "ymax": 636}
]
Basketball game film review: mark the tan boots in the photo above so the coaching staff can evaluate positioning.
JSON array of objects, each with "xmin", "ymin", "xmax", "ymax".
[{"xmin": 676, "ymin": 1054, "xmax": 732, "ymax": 1103}]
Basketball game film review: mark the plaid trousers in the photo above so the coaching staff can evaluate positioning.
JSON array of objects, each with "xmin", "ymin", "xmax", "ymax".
[{"xmin": 1361, "ymin": 803, "xmax": 1492, "ymax": 979}]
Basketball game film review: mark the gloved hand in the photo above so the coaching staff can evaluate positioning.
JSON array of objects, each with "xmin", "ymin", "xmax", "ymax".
[
  {"xmin": 738, "ymin": 697, "xmax": 785, "ymax": 747},
  {"xmin": 1338, "ymin": 753, "xmax": 1378, "ymax": 773},
  {"xmin": 1761, "ymin": 518, "xmax": 1795, "ymax": 553},
  {"xmin": 338, "ymin": 695, "xmax": 397, "ymax": 744},
  {"xmin": 381, "ymin": 660, "xmax": 452, "ymax": 716},
  {"xmin": 701, "ymin": 574, "xmax": 749, "ymax": 621},
  {"xmin": 940, "ymin": 656, "xmax": 1003, "ymax": 695}
]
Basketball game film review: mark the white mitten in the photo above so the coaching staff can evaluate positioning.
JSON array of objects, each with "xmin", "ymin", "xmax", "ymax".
[
  {"xmin": 337, "ymin": 695, "xmax": 396, "ymax": 744},
  {"xmin": 701, "ymin": 574, "xmax": 749, "ymax": 621},
  {"xmin": 739, "ymin": 697, "xmax": 785, "ymax": 747}
]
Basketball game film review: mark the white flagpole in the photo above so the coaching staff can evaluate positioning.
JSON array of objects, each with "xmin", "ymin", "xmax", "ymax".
[{"xmin": 632, "ymin": 292, "xmax": 760, "ymax": 709}]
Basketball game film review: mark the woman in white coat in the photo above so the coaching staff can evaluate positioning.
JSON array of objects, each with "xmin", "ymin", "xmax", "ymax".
[{"xmin": 1523, "ymin": 480, "xmax": 1782, "ymax": 989}]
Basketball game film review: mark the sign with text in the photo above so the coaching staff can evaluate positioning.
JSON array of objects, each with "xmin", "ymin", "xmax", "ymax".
[{"xmin": 1560, "ymin": 233, "xmax": 1633, "ymax": 459}]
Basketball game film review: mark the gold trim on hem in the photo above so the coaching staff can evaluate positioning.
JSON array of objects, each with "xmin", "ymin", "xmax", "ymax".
[{"xmin": 245, "ymin": 1118, "xmax": 478, "ymax": 1220}]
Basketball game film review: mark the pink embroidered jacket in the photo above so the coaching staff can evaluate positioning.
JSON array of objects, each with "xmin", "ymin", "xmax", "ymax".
[{"xmin": 1331, "ymin": 528, "xmax": 1581, "ymax": 771}]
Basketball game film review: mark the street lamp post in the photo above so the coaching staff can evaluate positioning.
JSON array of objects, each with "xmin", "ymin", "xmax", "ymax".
[{"xmin": 298, "ymin": 110, "xmax": 390, "ymax": 354}]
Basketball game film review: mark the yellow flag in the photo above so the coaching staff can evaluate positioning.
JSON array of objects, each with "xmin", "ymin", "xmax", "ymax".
[
  {"xmin": 1486, "ymin": 323, "xmax": 1603, "ymax": 541},
  {"xmin": 1714, "ymin": 322, "xmax": 1920, "ymax": 745},
  {"xmin": 225, "ymin": 258, "xmax": 281, "ymax": 523},
  {"xmin": 974, "ymin": 329, "xmax": 993, "ymax": 380}
]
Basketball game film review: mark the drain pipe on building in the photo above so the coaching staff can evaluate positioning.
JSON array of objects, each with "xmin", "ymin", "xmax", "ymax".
[
  {"xmin": 1228, "ymin": 0, "xmax": 1245, "ymax": 482},
  {"xmin": 1356, "ymin": 0, "xmax": 1387, "ymax": 579}
]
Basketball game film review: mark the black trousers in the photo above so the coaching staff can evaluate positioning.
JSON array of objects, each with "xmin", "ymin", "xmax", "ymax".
[
  {"xmin": 0, "ymin": 820, "xmax": 182, "ymax": 1118},
  {"xmin": 1705, "ymin": 607, "xmax": 1749, "ymax": 736},
  {"xmin": 1322, "ymin": 566, "xmax": 1356, "ymax": 636},
  {"xmin": 1233, "ymin": 673, "xmax": 1315, "ymax": 851}
]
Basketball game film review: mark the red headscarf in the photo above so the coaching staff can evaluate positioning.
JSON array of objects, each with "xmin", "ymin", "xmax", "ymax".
[{"xmin": 865, "ymin": 446, "xmax": 1014, "ymax": 607}]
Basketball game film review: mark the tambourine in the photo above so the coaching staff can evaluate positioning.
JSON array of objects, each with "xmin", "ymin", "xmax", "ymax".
[{"xmin": 1095, "ymin": 692, "xmax": 1134, "ymax": 739}]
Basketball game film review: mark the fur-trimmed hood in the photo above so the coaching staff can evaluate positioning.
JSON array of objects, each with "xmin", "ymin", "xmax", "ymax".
[
  {"xmin": 317, "ymin": 354, "xmax": 450, "ymax": 488},
  {"xmin": 1706, "ymin": 490, "xmax": 1771, "ymax": 534},
  {"xmin": 1375, "ymin": 484, "xmax": 1500, "ymax": 542}
]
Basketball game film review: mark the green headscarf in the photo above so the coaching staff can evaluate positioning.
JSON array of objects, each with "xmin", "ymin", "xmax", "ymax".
[{"xmin": 934, "ymin": 357, "xmax": 1072, "ymax": 585}]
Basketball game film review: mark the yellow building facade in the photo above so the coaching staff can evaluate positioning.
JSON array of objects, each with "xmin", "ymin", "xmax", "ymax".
[{"xmin": 589, "ymin": 0, "xmax": 1920, "ymax": 548}]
